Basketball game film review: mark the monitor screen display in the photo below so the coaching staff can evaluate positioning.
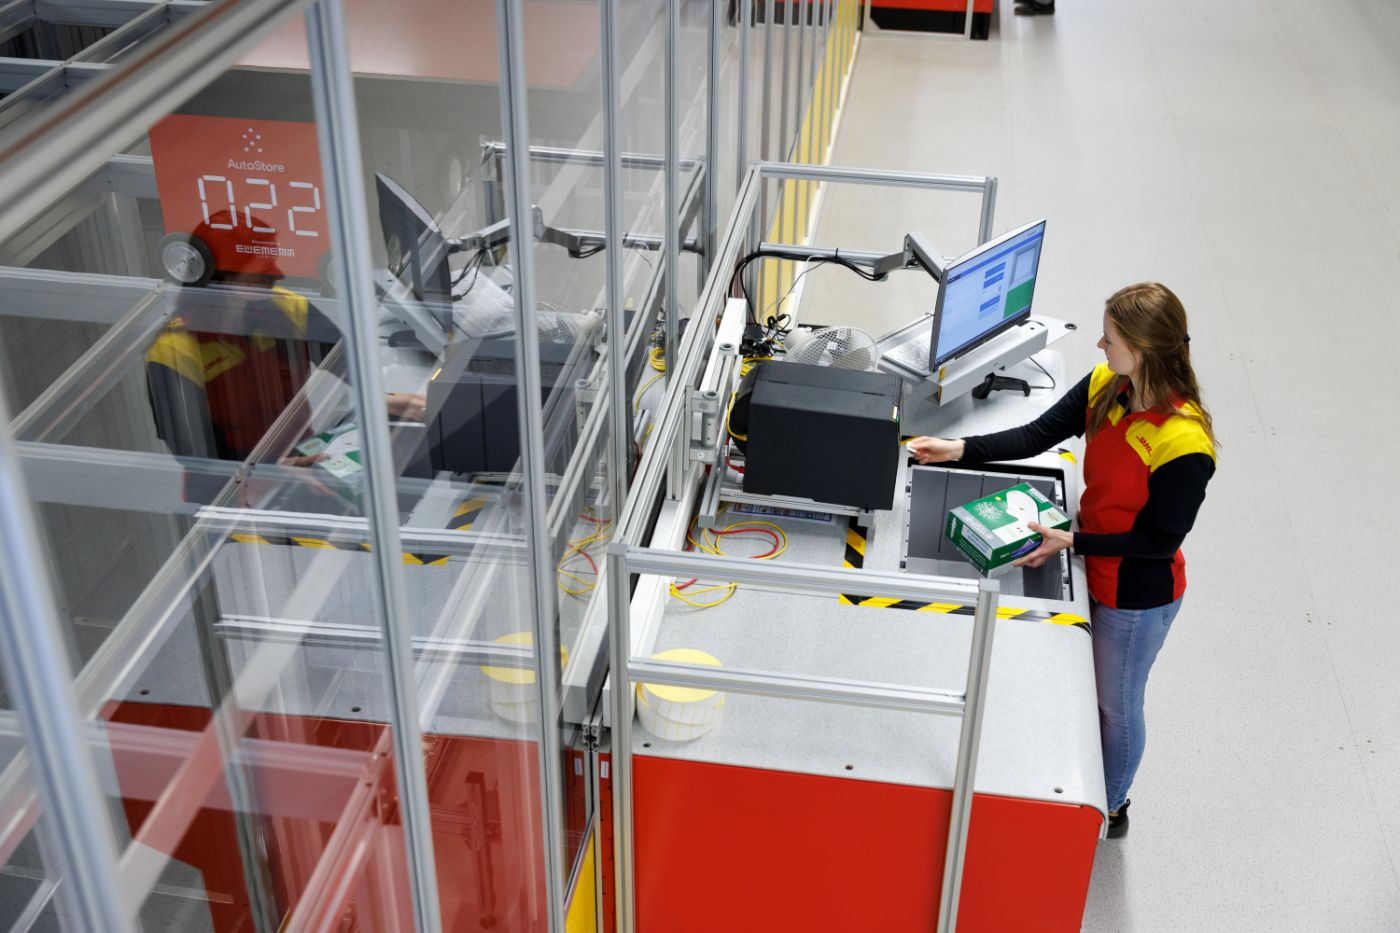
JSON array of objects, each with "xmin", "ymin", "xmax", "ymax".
[{"xmin": 930, "ymin": 219, "xmax": 1046, "ymax": 368}]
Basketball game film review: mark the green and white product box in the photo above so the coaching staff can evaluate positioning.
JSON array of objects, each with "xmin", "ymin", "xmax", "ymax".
[
  {"xmin": 296, "ymin": 422, "xmax": 363, "ymax": 482},
  {"xmin": 944, "ymin": 482, "xmax": 1070, "ymax": 575}
]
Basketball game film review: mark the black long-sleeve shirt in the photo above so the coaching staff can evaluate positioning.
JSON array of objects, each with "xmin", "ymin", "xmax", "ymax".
[{"xmin": 958, "ymin": 365, "xmax": 1215, "ymax": 609}]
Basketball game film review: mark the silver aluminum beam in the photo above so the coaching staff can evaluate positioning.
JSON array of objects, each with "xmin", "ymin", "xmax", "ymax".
[
  {"xmin": 760, "ymin": 0, "xmax": 773, "ymax": 162},
  {"xmin": 70, "ymin": 0, "xmax": 170, "ymax": 63},
  {"xmin": 12, "ymin": 441, "xmax": 456, "ymax": 518},
  {"xmin": 0, "ymin": 267, "xmax": 343, "ymax": 340},
  {"xmin": 9, "ymin": 286, "xmax": 167, "ymax": 442},
  {"xmin": 794, "ymin": 0, "xmax": 806, "ymax": 168},
  {"xmin": 279, "ymin": 730, "xmax": 393, "ymax": 930},
  {"xmin": 0, "ymin": 2, "xmax": 35, "ymax": 51},
  {"xmin": 216, "ymin": 615, "xmax": 540, "ymax": 668},
  {"xmin": 0, "ymin": 175, "xmax": 106, "ymax": 267},
  {"xmin": 0, "ymin": 60, "xmax": 48, "ymax": 93},
  {"xmin": 737, "ymin": 0, "xmax": 751, "ymax": 192},
  {"xmin": 0, "ymin": 61, "xmax": 119, "ymax": 124},
  {"xmin": 623, "ymin": 547, "xmax": 980, "ymax": 604},
  {"xmin": 0, "ymin": 711, "xmax": 375, "ymax": 816},
  {"xmin": 103, "ymin": 152, "xmax": 157, "ymax": 198},
  {"xmin": 758, "ymin": 160, "xmax": 993, "ymax": 191},
  {"xmin": 627, "ymin": 659, "xmax": 965, "ymax": 716},
  {"xmin": 977, "ymin": 175, "xmax": 998, "ymax": 244},
  {"xmin": 497, "ymin": 0, "xmax": 567, "ymax": 929},
  {"xmin": 194, "ymin": 505, "xmax": 524, "ymax": 560},
  {"xmin": 607, "ymin": 546, "xmax": 635, "ymax": 933},
  {"xmin": 662, "ymin": 0, "xmax": 681, "ymax": 500},
  {"xmin": 602, "ymin": 4, "xmax": 640, "ymax": 928},
  {"xmin": 0, "ymin": 0, "xmax": 316, "ymax": 241},
  {"xmin": 614, "ymin": 163, "xmax": 761, "ymax": 545},
  {"xmin": 35, "ymin": 0, "xmax": 198, "ymax": 27},
  {"xmin": 704, "ymin": 0, "xmax": 720, "ymax": 272},
  {"xmin": 937, "ymin": 577, "xmax": 999, "ymax": 931},
  {"xmin": 778, "ymin": 0, "xmax": 791, "ymax": 250},
  {"xmin": 480, "ymin": 140, "xmax": 699, "ymax": 173},
  {"xmin": 805, "ymin": 0, "xmax": 815, "ymax": 170},
  {"xmin": 305, "ymin": 4, "xmax": 441, "ymax": 930}
]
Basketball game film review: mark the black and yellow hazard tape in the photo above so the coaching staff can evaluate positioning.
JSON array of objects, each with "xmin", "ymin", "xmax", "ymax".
[
  {"xmin": 836, "ymin": 515, "xmax": 1089, "ymax": 633},
  {"xmin": 448, "ymin": 496, "xmax": 489, "ymax": 531},
  {"xmin": 226, "ymin": 494, "xmax": 492, "ymax": 566},
  {"xmin": 229, "ymin": 532, "xmax": 451, "ymax": 566}
]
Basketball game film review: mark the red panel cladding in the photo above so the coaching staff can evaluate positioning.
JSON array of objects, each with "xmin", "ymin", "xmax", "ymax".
[
  {"xmin": 598, "ymin": 753, "xmax": 616, "ymax": 933},
  {"xmin": 102, "ymin": 702, "xmax": 555, "ymax": 933},
  {"xmin": 631, "ymin": 756, "xmax": 1101, "ymax": 933},
  {"xmin": 421, "ymin": 733, "xmax": 549, "ymax": 933}
]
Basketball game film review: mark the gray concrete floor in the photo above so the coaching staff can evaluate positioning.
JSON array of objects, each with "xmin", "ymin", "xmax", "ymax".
[{"xmin": 804, "ymin": 1, "xmax": 1400, "ymax": 930}]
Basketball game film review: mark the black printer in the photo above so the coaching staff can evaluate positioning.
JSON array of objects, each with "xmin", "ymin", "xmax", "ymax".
[{"xmin": 738, "ymin": 361, "xmax": 901, "ymax": 511}]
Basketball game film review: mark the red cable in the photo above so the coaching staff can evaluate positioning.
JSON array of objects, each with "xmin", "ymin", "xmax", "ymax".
[
  {"xmin": 673, "ymin": 524, "xmax": 783, "ymax": 590},
  {"xmin": 561, "ymin": 545, "xmax": 598, "ymax": 578},
  {"xmin": 712, "ymin": 525, "xmax": 781, "ymax": 558}
]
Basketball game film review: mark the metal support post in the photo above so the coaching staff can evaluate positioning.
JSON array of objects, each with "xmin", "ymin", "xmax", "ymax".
[
  {"xmin": 779, "ymin": 1, "xmax": 793, "ymax": 247},
  {"xmin": 978, "ymin": 175, "xmax": 999, "ymax": 244},
  {"xmin": 304, "ymin": 3, "xmax": 443, "ymax": 931},
  {"xmin": 497, "ymin": 0, "xmax": 570, "ymax": 928},
  {"xmin": 188, "ymin": 579, "xmax": 281, "ymax": 933},
  {"xmin": 760, "ymin": 0, "xmax": 774, "ymax": 162},
  {"xmin": 826, "ymin": 0, "xmax": 837, "ymax": 148},
  {"xmin": 600, "ymin": 0, "xmax": 632, "ymax": 548},
  {"xmin": 704, "ymin": 0, "xmax": 721, "ymax": 271},
  {"xmin": 663, "ymin": 0, "xmax": 684, "ymax": 501},
  {"xmin": 0, "ymin": 396, "xmax": 134, "ymax": 932},
  {"xmin": 936, "ymin": 577, "xmax": 1000, "ymax": 933},
  {"xmin": 806, "ymin": 0, "xmax": 817, "ymax": 165},
  {"xmin": 606, "ymin": 545, "xmax": 636, "ymax": 933},
  {"xmin": 737, "ymin": 0, "xmax": 752, "ymax": 190}
]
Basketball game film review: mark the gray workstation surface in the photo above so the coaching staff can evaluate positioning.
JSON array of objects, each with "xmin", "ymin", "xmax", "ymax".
[{"xmin": 634, "ymin": 346, "xmax": 1108, "ymax": 815}]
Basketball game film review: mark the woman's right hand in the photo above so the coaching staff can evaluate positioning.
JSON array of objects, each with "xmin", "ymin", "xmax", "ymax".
[{"xmin": 906, "ymin": 436, "xmax": 965, "ymax": 464}]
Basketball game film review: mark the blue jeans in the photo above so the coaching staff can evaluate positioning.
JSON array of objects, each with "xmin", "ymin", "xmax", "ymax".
[{"xmin": 1091, "ymin": 597, "xmax": 1182, "ymax": 813}]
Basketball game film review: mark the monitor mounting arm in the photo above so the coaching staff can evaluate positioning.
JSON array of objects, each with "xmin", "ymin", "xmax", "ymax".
[
  {"xmin": 870, "ymin": 232, "xmax": 948, "ymax": 282},
  {"xmin": 447, "ymin": 206, "xmax": 702, "ymax": 259}
]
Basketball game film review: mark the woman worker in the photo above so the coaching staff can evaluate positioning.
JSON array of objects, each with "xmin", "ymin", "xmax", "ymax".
[{"xmin": 907, "ymin": 282, "xmax": 1217, "ymax": 840}]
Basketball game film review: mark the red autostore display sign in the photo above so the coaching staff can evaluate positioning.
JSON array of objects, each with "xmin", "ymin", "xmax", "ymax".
[{"xmin": 149, "ymin": 114, "xmax": 329, "ymax": 279}]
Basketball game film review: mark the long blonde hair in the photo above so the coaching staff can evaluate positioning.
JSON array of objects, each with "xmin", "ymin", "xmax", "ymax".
[{"xmin": 1087, "ymin": 282, "xmax": 1217, "ymax": 450}]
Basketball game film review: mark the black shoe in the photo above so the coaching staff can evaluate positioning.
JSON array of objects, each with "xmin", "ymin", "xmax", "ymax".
[
  {"xmin": 1014, "ymin": 0, "xmax": 1054, "ymax": 14},
  {"xmin": 1106, "ymin": 799, "xmax": 1130, "ymax": 839}
]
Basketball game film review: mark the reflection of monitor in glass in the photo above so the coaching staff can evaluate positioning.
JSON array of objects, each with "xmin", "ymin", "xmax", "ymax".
[
  {"xmin": 929, "ymin": 219, "xmax": 1046, "ymax": 369},
  {"xmin": 375, "ymin": 173, "xmax": 454, "ymax": 303}
]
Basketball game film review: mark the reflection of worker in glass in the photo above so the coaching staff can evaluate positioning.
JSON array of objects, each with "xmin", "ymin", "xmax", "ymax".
[
  {"xmin": 145, "ymin": 213, "xmax": 331, "ymax": 462},
  {"xmin": 147, "ymin": 213, "xmax": 430, "ymax": 471},
  {"xmin": 908, "ymin": 283, "xmax": 1217, "ymax": 840}
]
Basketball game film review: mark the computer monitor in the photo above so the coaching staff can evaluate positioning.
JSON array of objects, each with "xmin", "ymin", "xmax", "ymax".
[
  {"xmin": 929, "ymin": 219, "xmax": 1046, "ymax": 369},
  {"xmin": 375, "ymin": 172, "xmax": 454, "ymax": 303}
]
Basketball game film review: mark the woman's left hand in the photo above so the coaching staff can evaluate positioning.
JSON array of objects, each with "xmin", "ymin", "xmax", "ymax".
[{"xmin": 1012, "ymin": 522, "xmax": 1073, "ymax": 568}]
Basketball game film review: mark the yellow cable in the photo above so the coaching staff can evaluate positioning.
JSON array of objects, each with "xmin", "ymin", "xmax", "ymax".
[
  {"xmin": 740, "ymin": 355, "xmax": 772, "ymax": 376},
  {"xmin": 648, "ymin": 346, "xmax": 667, "ymax": 372},
  {"xmin": 668, "ymin": 514, "xmax": 788, "ymax": 610},
  {"xmin": 556, "ymin": 518, "xmax": 613, "ymax": 598},
  {"xmin": 634, "ymin": 371, "xmax": 665, "ymax": 413},
  {"xmin": 725, "ymin": 391, "xmax": 747, "ymax": 442}
]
